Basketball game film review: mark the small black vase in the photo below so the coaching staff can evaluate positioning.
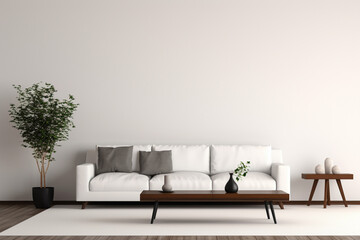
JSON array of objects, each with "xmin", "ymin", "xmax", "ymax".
[
  {"xmin": 225, "ymin": 173, "xmax": 238, "ymax": 193},
  {"xmin": 32, "ymin": 187, "xmax": 54, "ymax": 209}
]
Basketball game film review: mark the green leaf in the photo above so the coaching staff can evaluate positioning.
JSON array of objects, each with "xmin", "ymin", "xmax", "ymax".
[{"xmin": 9, "ymin": 82, "xmax": 79, "ymax": 162}]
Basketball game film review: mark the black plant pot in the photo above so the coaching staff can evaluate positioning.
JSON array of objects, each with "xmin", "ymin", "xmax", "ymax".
[
  {"xmin": 225, "ymin": 173, "xmax": 238, "ymax": 193},
  {"xmin": 32, "ymin": 187, "xmax": 54, "ymax": 209}
]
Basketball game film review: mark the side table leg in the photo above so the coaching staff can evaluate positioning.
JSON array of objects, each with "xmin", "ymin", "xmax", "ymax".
[
  {"xmin": 264, "ymin": 201, "xmax": 270, "ymax": 219},
  {"xmin": 278, "ymin": 201, "xmax": 284, "ymax": 209},
  {"xmin": 327, "ymin": 180, "xmax": 331, "ymax": 205},
  {"xmin": 307, "ymin": 179, "xmax": 319, "ymax": 206},
  {"xmin": 151, "ymin": 201, "xmax": 159, "ymax": 224},
  {"xmin": 336, "ymin": 180, "xmax": 348, "ymax": 207},
  {"xmin": 324, "ymin": 179, "xmax": 329, "ymax": 208},
  {"xmin": 269, "ymin": 201, "xmax": 277, "ymax": 224}
]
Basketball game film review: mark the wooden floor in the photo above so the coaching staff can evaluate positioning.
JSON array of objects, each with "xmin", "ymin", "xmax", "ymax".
[
  {"xmin": 0, "ymin": 203, "xmax": 359, "ymax": 240},
  {"xmin": 1, "ymin": 237, "xmax": 360, "ymax": 240},
  {"xmin": 0, "ymin": 203, "xmax": 43, "ymax": 233},
  {"xmin": 1, "ymin": 235, "xmax": 360, "ymax": 240}
]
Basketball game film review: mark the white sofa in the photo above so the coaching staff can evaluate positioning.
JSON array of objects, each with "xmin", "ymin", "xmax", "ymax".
[{"xmin": 76, "ymin": 145, "xmax": 290, "ymax": 204}]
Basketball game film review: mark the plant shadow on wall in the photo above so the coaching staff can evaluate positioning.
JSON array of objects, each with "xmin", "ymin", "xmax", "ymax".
[{"xmin": 9, "ymin": 83, "xmax": 79, "ymax": 208}]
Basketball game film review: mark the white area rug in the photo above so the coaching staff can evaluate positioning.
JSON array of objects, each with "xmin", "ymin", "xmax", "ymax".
[{"xmin": 1, "ymin": 204, "xmax": 360, "ymax": 236}]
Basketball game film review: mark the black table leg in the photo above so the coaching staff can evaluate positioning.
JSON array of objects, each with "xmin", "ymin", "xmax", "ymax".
[
  {"xmin": 264, "ymin": 201, "xmax": 270, "ymax": 219},
  {"xmin": 151, "ymin": 201, "xmax": 159, "ymax": 224},
  {"xmin": 269, "ymin": 201, "xmax": 277, "ymax": 224},
  {"xmin": 154, "ymin": 201, "xmax": 159, "ymax": 219}
]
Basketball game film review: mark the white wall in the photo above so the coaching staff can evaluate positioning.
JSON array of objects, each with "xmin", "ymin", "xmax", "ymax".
[{"xmin": 0, "ymin": 0, "xmax": 360, "ymax": 201}]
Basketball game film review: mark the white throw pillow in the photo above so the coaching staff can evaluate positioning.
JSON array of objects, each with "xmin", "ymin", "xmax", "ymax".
[{"xmin": 210, "ymin": 145, "xmax": 272, "ymax": 174}]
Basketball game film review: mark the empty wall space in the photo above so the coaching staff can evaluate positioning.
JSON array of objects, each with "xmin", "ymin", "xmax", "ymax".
[{"xmin": 0, "ymin": 0, "xmax": 360, "ymax": 200}]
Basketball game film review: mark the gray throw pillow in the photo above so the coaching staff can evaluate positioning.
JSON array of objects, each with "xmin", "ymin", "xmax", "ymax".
[
  {"xmin": 139, "ymin": 150, "xmax": 173, "ymax": 176},
  {"xmin": 97, "ymin": 146, "xmax": 133, "ymax": 174}
]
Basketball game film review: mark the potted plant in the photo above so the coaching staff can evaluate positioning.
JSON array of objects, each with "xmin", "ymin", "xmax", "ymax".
[
  {"xmin": 9, "ymin": 83, "xmax": 78, "ymax": 208},
  {"xmin": 225, "ymin": 161, "xmax": 250, "ymax": 193}
]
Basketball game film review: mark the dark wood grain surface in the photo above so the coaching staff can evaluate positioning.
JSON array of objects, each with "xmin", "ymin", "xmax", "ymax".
[
  {"xmin": 140, "ymin": 190, "xmax": 289, "ymax": 201},
  {"xmin": 1, "ymin": 235, "xmax": 360, "ymax": 240},
  {"xmin": 0, "ymin": 202, "xmax": 43, "ymax": 233},
  {"xmin": 302, "ymin": 174, "xmax": 354, "ymax": 180}
]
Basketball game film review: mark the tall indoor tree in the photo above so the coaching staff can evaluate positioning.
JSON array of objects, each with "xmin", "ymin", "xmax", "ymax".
[{"xmin": 9, "ymin": 83, "xmax": 78, "ymax": 207}]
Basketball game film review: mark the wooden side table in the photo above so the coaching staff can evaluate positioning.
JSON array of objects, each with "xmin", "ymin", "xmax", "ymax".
[{"xmin": 302, "ymin": 173, "xmax": 353, "ymax": 208}]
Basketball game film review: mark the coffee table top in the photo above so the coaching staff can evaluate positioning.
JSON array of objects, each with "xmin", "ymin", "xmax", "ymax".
[
  {"xmin": 302, "ymin": 173, "xmax": 353, "ymax": 180},
  {"xmin": 140, "ymin": 190, "xmax": 289, "ymax": 201}
]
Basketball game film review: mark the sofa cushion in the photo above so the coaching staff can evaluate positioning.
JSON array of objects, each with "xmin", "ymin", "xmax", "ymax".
[
  {"xmin": 96, "ymin": 145, "xmax": 152, "ymax": 172},
  {"xmin": 97, "ymin": 146, "xmax": 133, "ymax": 174},
  {"xmin": 211, "ymin": 172, "xmax": 276, "ymax": 190},
  {"xmin": 150, "ymin": 172, "xmax": 212, "ymax": 190},
  {"xmin": 152, "ymin": 145, "xmax": 210, "ymax": 174},
  {"xmin": 210, "ymin": 145, "xmax": 272, "ymax": 174},
  {"xmin": 139, "ymin": 150, "xmax": 173, "ymax": 176},
  {"xmin": 90, "ymin": 172, "xmax": 149, "ymax": 191}
]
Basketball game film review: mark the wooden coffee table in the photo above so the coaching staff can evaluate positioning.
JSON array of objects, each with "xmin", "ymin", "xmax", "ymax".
[{"xmin": 140, "ymin": 190, "xmax": 289, "ymax": 224}]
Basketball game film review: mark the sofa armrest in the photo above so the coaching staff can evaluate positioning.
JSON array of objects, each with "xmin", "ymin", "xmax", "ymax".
[
  {"xmin": 271, "ymin": 163, "xmax": 290, "ymax": 194},
  {"xmin": 76, "ymin": 163, "xmax": 95, "ymax": 201}
]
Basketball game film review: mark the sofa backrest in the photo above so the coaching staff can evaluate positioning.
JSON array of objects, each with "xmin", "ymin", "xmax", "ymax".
[
  {"xmin": 152, "ymin": 145, "xmax": 210, "ymax": 174},
  {"xmin": 210, "ymin": 145, "xmax": 273, "ymax": 175},
  {"xmin": 85, "ymin": 144, "xmax": 282, "ymax": 175}
]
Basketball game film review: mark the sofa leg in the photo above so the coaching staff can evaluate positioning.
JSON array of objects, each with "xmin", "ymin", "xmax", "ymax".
[
  {"xmin": 81, "ymin": 202, "xmax": 88, "ymax": 209},
  {"xmin": 278, "ymin": 201, "xmax": 284, "ymax": 209}
]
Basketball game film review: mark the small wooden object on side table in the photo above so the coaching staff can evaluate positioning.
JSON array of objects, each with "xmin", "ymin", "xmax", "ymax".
[{"xmin": 302, "ymin": 173, "xmax": 353, "ymax": 208}]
